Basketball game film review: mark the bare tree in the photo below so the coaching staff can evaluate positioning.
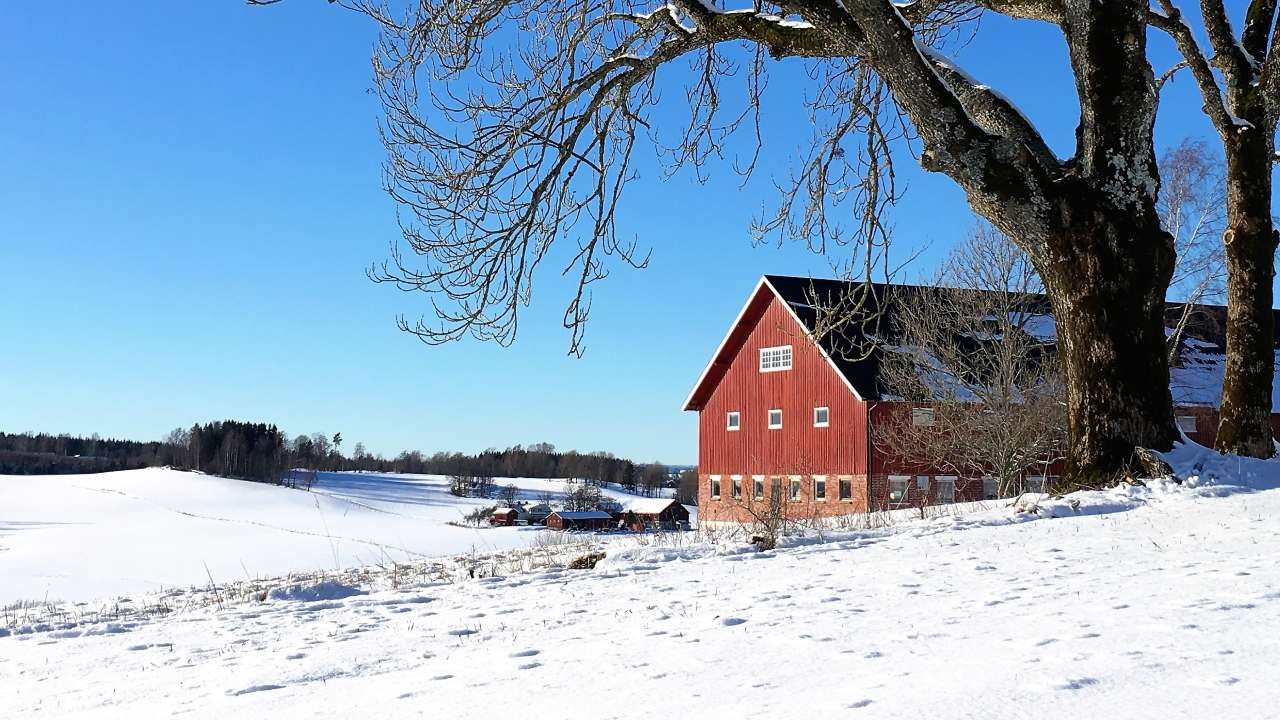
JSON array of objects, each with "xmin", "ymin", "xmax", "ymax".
[
  {"xmin": 249, "ymin": 0, "xmax": 1188, "ymax": 483},
  {"xmin": 1158, "ymin": 139, "xmax": 1227, "ymax": 361},
  {"xmin": 875, "ymin": 224, "xmax": 1067, "ymax": 495},
  {"xmin": 1150, "ymin": 2, "xmax": 1280, "ymax": 458}
]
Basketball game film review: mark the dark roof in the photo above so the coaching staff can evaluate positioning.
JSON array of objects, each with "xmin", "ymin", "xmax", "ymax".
[{"xmin": 684, "ymin": 274, "xmax": 1280, "ymax": 409}]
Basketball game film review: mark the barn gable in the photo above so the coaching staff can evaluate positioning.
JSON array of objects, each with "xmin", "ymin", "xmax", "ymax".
[{"xmin": 683, "ymin": 277, "xmax": 863, "ymax": 411}]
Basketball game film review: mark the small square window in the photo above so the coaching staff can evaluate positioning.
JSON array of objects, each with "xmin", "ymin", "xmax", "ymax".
[
  {"xmin": 1025, "ymin": 476, "xmax": 1046, "ymax": 494},
  {"xmin": 759, "ymin": 345, "xmax": 793, "ymax": 372},
  {"xmin": 731, "ymin": 476, "xmax": 742, "ymax": 499},
  {"xmin": 1176, "ymin": 415, "xmax": 1197, "ymax": 433},
  {"xmin": 789, "ymin": 476, "xmax": 802, "ymax": 501},
  {"xmin": 710, "ymin": 475, "xmax": 721, "ymax": 500},
  {"xmin": 912, "ymin": 407, "xmax": 935, "ymax": 426},
  {"xmin": 726, "ymin": 412, "xmax": 741, "ymax": 431},
  {"xmin": 813, "ymin": 407, "xmax": 830, "ymax": 427},
  {"xmin": 982, "ymin": 477, "xmax": 1000, "ymax": 500},
  {"xmin": 813, "ymin": 475, "xmax": 826, "ymax": 501},
  {"xmin": 838, "ymin": 476, "xmax": 853, "ymax": 502},
  {"xmin": 888, "ymin": 476, "xmax": 910, "ymax": 504},
  {"xmin": 753, "ymin": 476, "xmax": 765, "ymax": 500},
  {"xmin": 767, "ymin": 409, "xmax": 783, "ymax": 429},
  {"xmin": 935, "ymin": 476, "xmax": 956, "ymax": 504}
]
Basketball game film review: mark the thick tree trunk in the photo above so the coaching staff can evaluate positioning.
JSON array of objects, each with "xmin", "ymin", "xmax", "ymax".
[
  {"xmin": 1041, "ymin": 197, "xmax": 1180, "ymax": 486},
  {"xmin": 1215, "ymin": 132, "xmax": 1278, "ymax": 458}
]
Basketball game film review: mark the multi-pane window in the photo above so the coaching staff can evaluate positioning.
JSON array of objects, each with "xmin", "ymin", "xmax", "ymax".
[
  {"xmin": 1176, "ymin": 415, "xmax": 1197, "ymax": 433},
  {"xmin": 911, "ymin": 407, "xmax": 935, "ymax": 426},
  {"xmin": 710, "ymin": 475, "xmax": 721, "ymax": 500},
  {"xmin": 759, "ymin": 345, "xmax": 793, "ymax": 372},
  {"xmin": 935, "ymin": 476, "xmax": 957, "ymax": 504},
  {"xmin": 838, "ymin": 476, "xmax": 853, "ymax": 501},
  {"xmin": 753, "ymin": 476, "xmax": 765, "ymax": 500},
  {"xmin": 888, "ymin": 476, "xmax": 910, "ymax": 504},
  {"xmin": 731, "ymin": 475, "xmax": 742, "ymax": 499},
  {"xmin": 813, "ymin": 406, "xmax": 830, "ymax": 427},
  {"xmin": 1025, "ymin": 476, "xmax": 1046, "ymax": 494},
  {"xmin": 726, "ymin": 412, "xmax": 741, "ymax": 431},
  {"xmin": 813, "ymin": 475, "xmax": 827, "ymax": 501},
  {"xmin": 767, "ymin": 409, "xmax": 783, "ymax": 429},
  {"xmin": 789, "ymin": 476, "xmax": 802, "ymax": 501},
  {"xmin": 982, "ymin": 477, "xmax": 1000, "ymax": 500}
]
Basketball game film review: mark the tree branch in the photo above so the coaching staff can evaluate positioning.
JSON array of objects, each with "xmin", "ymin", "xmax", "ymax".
[{"xmin": 1149, "ymin": 4, "xmax": 1234, "ymax": 138}]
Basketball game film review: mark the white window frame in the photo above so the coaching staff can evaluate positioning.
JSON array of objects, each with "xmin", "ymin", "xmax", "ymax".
[
  {"xmin": 726, "ymin": 411, "xmax": 741, "ymax": 431},
  {"xmin": 767, "ymin": 409, "xmax": 783, "ymax": 430},
  {"xmin": 1176, "ymin": 415, "xmax": 1197, "ymax": 433},
  {"xmin": 888, "ymin": 475, "xmax": 911, "ymax": 504},
  {"xmin": 911, "ymin": 407, "xmax": 935, "ymax": 426},
  {"xmin": 935, "ymin": 475, "xmax": 957, "ymax": 504},
  {"xmin": 752, "ymin": 475, "xmax": 765, "ymax": 500},
  {"xmin": 709, "ymin": 475, "xmax": 721, "ymax": 500},
  {"xmin": 759, "ymin": 345, "xmax": 793, "ymax": 373},
  {"xmin": 730, "ymin": 475, "xmax": 743, "ymax": 499},
  {"xmin": 813, "ymin": 406, "xmax": 830, "ymax": 428},
  {"xmin": 838, "ymin": 475, "xmax": 854, "ymax": 502},
  {"xmin": 813, "ymin": 475, "xmax": 827, "ymax": 502},
  {"xmin": 788, "ymin": 475, "xmax": 803, "ymax": 502}
]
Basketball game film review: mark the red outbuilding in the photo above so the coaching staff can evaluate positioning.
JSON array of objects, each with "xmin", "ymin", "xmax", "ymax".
[{"xmin": 545, "ymin": 510, "xmax": 614, "ymax": 531}]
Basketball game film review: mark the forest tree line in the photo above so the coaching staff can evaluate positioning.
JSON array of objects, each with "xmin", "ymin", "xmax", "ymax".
[{"xmin": 0, "ymin": 426, "xmax": 688, "ymax": 499}]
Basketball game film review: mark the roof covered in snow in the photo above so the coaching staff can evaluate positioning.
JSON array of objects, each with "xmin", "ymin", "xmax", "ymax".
[
  {"xmin": 550, "ymin": 511, "xmax": 613, "ymax": 520},
  {"xmin": 619, "ymin": 498, "xmax": 682, "ymax": 515},
  {"xmin": 684, "ymin": 275, "xmax": 1280, "ymax": 411}
]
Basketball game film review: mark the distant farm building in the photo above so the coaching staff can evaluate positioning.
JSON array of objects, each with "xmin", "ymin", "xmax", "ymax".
[
  {"xmin": 685, "ymin": 275, "xmax": 1280, "ymax": 526},
  {"xmin": 620, "ymin": 498, "xmax": 691, "ymax": 531},
  {"xmin": 489, "ymin": 507, "xmax": 523, "ymax": 526},
  {"xmin": 546, "ymin": 510, "xmax": 613, "ymax": 531},
  {"xmin": 524, "ymin": 503, "xmax": 553, "ymax": 525}
]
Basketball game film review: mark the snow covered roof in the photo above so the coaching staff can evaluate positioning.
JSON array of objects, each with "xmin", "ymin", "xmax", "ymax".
[
  {"xmin": 686, "ymin": 275, "xmax": 1280, "ymax": 410},
  {"xmin": 551, "ymin": 511, "xmax": 613, "ymax": 520},
  {"xmin": 620, "ymin": 498, "xmax": 681, "ymax": 514},
  {"xmin": 491, "ymin": 507, "xmax": 520, "ymax": 515}
]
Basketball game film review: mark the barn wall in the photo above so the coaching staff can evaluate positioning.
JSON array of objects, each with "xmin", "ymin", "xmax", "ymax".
[{"xmin": 696, "ymin": 292, "xmax": 869, "ymax": 523}]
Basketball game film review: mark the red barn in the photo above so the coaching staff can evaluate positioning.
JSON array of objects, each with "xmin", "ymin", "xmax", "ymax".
[{"xmin": 684, "ymin": 275, "xmax": 1280, "ymax": 526}]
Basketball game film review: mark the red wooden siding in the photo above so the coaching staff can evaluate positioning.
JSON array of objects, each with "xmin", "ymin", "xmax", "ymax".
[{"xmin": 695, "ymin": 289, "xmax": 869, "ymax": 521}]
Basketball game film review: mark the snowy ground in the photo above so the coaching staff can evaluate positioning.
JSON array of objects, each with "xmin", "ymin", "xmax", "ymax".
[
  {"xmin": 0, "ymin": 469, "xmax": 673, "ymax": 604},
  {"xmin": 3, "ymin": 444, "xmax": 1280, "ymax": 718}
]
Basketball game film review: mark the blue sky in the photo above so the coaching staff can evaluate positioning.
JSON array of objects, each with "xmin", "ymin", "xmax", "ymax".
[{"xmin": 0, "ymin": 3, "xmax": 1229, "ymax": 464}]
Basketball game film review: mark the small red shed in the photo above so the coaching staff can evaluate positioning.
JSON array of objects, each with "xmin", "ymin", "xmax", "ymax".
[
  {"xmin": 546, "ymin": 510, "xmax": 613, "ymax": 531},
  {"xmin": 489, "ymin": 508, "xmax": 520, "ymax": 526}
]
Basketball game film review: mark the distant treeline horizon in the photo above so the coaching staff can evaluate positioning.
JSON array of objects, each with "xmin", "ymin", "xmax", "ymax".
[{"xmin": 0, "ymin": 426, "xmax": 686, "ymax": 494}]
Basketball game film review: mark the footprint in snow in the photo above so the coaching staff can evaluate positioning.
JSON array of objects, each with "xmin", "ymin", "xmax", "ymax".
[
  {"xmin": 517, "ymin": 662, "xmax": 541, "ymax": 670},
  {"xmin": 720, "ymin": 617, "xmax": 747, "ymax": 627},
  {"xmin": 448, "ymin": 628, "xmax": 478, "ymax": 636},
  {"xmin": 847, "ymin": 700, "xmax": 874, "ymax": 709},
  {"xmin": 1055, "ymin": 677, "xmax": 1099, "ymax": 691},
  {"xmin": 286, "ymin": 653, "xmax": 306, "ymax": 661},
  {"xmin": 227, "ymin": 684, "xmax": 286, "ymax": 696},
  {"xmin": 510, "ymin": 649, "xmax": 540, "ymax": 658},
  {"xmin": 431, "ymin": 674, "xmax": 454, "ymax": 681}
]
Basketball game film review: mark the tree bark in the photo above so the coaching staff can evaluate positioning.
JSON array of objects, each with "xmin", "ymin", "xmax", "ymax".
[
  {"xmin": 1216, "ymin": 128, "xmax": 1278, "ymax": 458},
  {"xmin": 1041, "ymin": 184, "xmax": 1180, "ymax": 486}
]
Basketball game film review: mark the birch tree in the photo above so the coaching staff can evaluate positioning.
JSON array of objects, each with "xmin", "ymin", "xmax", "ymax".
[{"xmin": 250, "ymin": 0, "xmax": 1185, "ymax": 484}]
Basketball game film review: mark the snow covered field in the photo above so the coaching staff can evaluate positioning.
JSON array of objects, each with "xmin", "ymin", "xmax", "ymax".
[
  {"xmin": 3, "ymin": 444, "xmax": 1280, "ymax": 718},
  {"xmin": 0, "ymin": 469, "xmax": 673, "ymax": 604}
]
